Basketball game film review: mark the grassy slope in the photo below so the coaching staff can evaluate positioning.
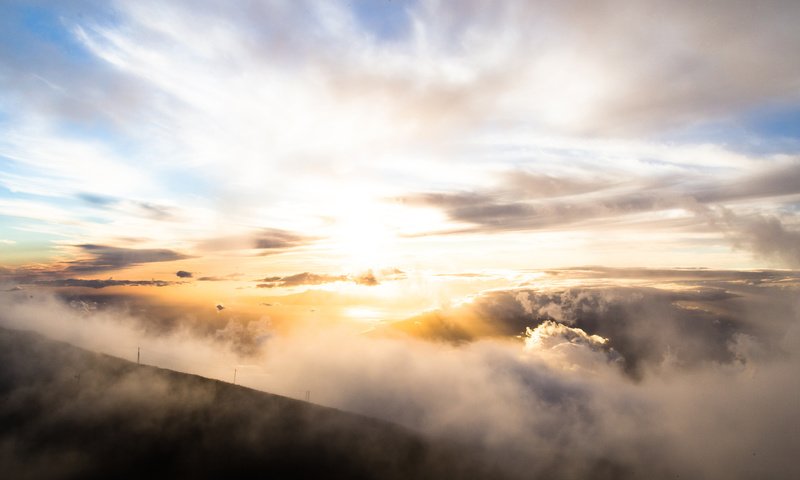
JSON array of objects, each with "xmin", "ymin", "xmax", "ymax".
[{"xmin": 0, "ymin": 327, "xmax": 501, "ymax": 480}]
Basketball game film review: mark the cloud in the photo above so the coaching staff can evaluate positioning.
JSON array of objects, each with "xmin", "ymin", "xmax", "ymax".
[
  {"xmin": 2, "ymin": 0, "xmax": 799, "ymax": 273},
  {"xmin": 306, "ymin": 0, "xmax": 800, "ymax": 135},
  {"xmin": 78, "ymin": 193, "xmax": 117, "ymax": 206},
  {"xmin": 399, "ymin": 162, "xmax": 800, "ymax": 268},
  {"xmin": 402, "ymin": 164, "xmax": 800, "ymax": 234},
  {"xmin": 718, "ymin": 209, "xmax": 800, "ymax": 268},
  {"xmin": 1, "ymin": 245, "xmax": 192, "ymax": 283},
  {"xmin": 1, "ymin": 269, "xmax": 799, "ymax": 479},
  {"xmin": 252, "ymin": 229, "xmax": 313, "ymax": 249},
  {"xmin": 134, "ymin": 201, "xmax": 177, "ymax": 221},
  {"xmin": 398, "ymin": 175, "xmax": 691, "ymax": 235},
  {"xmin": 64, "ymin": 244, "xmax": 191, "ymax": 274},
  {"xmin": 8, "ymin": 0, "xmax": 800, "ymax": 145},
  {"xmin": 523, "ymin": 320, "xmax": 624, "ymax": 373},
  {"xmin": 196, "ymin": 273, "xmax": 243, "ymax": 282},
  {"xmin": 257, "ymin": 272, "xmax": 349, "ymax": 289},
  {"xmin": 35, "ymin": 278, "xmax": 174, "ymax": 289},
  {"xmin": 498, "ymin": 170, "xmax": 612, "ymax": 198},
  {"xmin": 176, "ymin": 270, "xmax": 192, "ymax": 278},
  {"xmin": 0, "ymin": 325, "xmax": 504, "ymax": 479},
  {"xmin": 549, "ymin": 266, "xmax": 799, "ymax": 283},
  {"xmin": 256, "ymin": 270, "xmax": 387, "ymax": 289},
  {"xmin": 197, "ymin": 229, "xmax": 314, "ymax": 253},
  {"xmin": 694, "ymin": 162, "xmax": 800, "ymax": 203},
  {"xmin": 353, "ymin": 270, "xmax": 379, "ymax": 286},
  {"xmin": 392, "ymin": 270, "xmax": 799, "ymax": 377}
]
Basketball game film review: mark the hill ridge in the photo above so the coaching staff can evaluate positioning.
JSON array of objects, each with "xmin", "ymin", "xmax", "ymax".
[{"xmin": 0, "ymin": 327, "xmax": 501, "ymax": 480}]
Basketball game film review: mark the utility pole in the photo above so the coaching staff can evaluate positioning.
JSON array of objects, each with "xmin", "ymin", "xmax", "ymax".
[
  {"xmin": 305, "ymin": 390, "xmax": 310, "ymax": 402},
  {"xmin": 73, "ymin": 372, "xmax": 82, "ymax": 398},
  {"xmin": 137, "ymin": 346, "xmax": 140, "ymax": 365},
  {"xmin": 233, "ymin": 368, "xmax": 237, "ymax": 385}
]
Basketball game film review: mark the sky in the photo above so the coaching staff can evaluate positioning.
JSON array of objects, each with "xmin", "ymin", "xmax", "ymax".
[
  {"xmin": 1, "ymin": 0, "xmax": 799, "ymax": 328},
  {"xmin": 1, "ymin": 2, "xmax": 800, "ymax": 478},
  {"xmin": 1, "ymin": 0, "xmax": 799, "ymax": 275}
]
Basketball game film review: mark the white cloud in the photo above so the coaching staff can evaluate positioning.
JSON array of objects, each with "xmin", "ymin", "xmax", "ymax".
[{"xmin": 2, "ymin": 278, "xmax": 799, "ymax": 479}]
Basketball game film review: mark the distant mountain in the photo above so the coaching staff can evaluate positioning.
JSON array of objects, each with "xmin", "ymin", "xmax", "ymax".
[{"xmin": 0, "ymin": 327, "xmax": 501, "ymax": 480}]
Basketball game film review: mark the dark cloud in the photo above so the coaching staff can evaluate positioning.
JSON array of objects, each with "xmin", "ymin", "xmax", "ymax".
[
  {"xmin": 694, "ymin": 162, "xmax": 800, "ymax": 203},
  {"xmin": 396, "ymin": 168, "xmax": 699, "ymax": 235},
  {"xmin": 257, "ymin": 270, "xmax": 387, "ymax": 288},
  {"xmin": 78, "ymin": 192, "xmax": 117, "ymax": 206},
  {"xmin": 35, "ymin": 278, "xmax": 174, "ymax": 289},
  {"xmin": 719, "ymin": 209, "xmax": 800, "ymax": 268},
  {"xmin": 135, "ymin": 201, "xmax": 176, "ymax": 221},
  {"xmin": 404, "ymin": 162, "xmax": 800, "ymax": 230},
  {"xmin": 498, "ymin": 170, "xmax": 614, "ymax": 198},
  {"xmin": 549, "ymin": 266, "xmax": 799, "ymax": 283},
  {"xmin": 253, "ymin": 229, "xmax": 311, "ymax": 249},
  {"xmin": 197, "ymin": 228, "xmax": 314, "ymax": 253},
  {"xmin": 77, "ymin": 194, "xmax": 177, "ymax": 221},
  {"xmin": 197, "ymin": 273, "xmax": 243, "ymax": 282},
  {"xmin": 257, "ymin": 272, "xmax": 349, "ymax": 288},
  {"xmin": 392, "ymin": 270, "xmax": 799, "ymax": 378},
  {"xmin": 0, "ymin": 266, "xmax": 56, "ymax": 284},
  {"xmin": 353, "ymin": 270, "xmax": 379, "ymax": 286},
  {"xmin": 399, "ymin": 187, "xmax": 686, "ymax": 234},
  {"xmin": 65, "ymin": 244, "xmax": 191, "ymax": 274},
  {"xmin": 176, "ymin": 270, "xmax": 193, "ymax": 278},
  {"xmin": 401, "ymin": 163, "xmax": 800, "ymax": 267}
]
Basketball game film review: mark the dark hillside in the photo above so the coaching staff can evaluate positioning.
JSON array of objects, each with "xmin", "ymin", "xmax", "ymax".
[{"xmin": 0, "ymin": 327, "xmax": 501, "ymax": 480}]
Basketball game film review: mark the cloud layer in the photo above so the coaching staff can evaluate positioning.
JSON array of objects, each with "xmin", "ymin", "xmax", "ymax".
[{"xmin": 2, "ymin": 268, "xmax": 798, "ymax": 479}]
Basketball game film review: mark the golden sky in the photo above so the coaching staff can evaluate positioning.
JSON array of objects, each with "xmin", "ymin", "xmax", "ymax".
[{"xmin": 1, "ymin": 0, "xmax": 799, "ymax": 324}]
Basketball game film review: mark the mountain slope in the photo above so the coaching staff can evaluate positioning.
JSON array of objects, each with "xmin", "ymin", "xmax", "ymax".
[{"xmin": 0, "ymin": 327, "xmax": 500, "ymax": 480}]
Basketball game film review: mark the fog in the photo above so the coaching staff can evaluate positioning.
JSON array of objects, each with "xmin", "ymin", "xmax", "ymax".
[{"xmin": 1, "ymin": 271, "xmax": 798, "ymax": 479}]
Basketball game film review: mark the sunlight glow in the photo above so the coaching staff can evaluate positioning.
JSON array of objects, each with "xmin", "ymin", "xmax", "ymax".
[
  {"xmin": 329, "ymin": 191, "xmax": 398, "ymax": 272},
  {"xmin": 343, "ymin": 307, "xmax": 384, "ymax": 323}
]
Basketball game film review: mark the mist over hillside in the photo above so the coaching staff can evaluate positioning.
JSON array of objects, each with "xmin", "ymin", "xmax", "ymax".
[{"xmin": 0, "ymin": 327, "xmax": 502, "ymax": 480}]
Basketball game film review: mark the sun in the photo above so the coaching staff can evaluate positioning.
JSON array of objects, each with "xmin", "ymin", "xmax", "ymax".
[{"xmin": 331, "ymin": 205, "xmax": 395, "ymax": 272}]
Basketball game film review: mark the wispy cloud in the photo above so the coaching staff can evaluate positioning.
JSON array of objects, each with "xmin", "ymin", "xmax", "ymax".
[
  {"xmin": 64, "ymin": 244, "xmax": 191, "ymax": 274},
  {"xmin": 400, "ymin": 162, "xmax": 800, "ymax": 267},
  {"xmin": 1, "ymin": 0, "xmax": 799, "ymax": 270},
  {"xmin": 256, "ymin": 270, "xmax": 383, "ymax": 288},
  {"xmin": 35, "ymin": 278, "xmax": 175, "ymax": 289},
  {"xmin": 196, "ymin": 228, "xmax": 315, "ymax": 254}
]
